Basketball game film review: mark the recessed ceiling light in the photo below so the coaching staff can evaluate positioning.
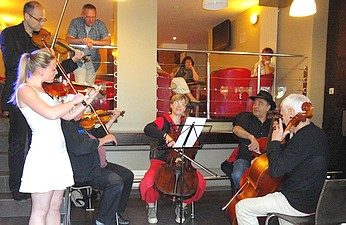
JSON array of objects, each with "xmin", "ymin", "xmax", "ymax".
[{"xmin": 172, "ymin": 36, "xmax": 177, "ymax": 40}]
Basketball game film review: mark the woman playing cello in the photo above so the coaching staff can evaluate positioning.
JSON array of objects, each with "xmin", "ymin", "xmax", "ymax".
[
  {"xmin": 139, "ymin": 94, "xmax": 206, "ymax": 224},
  {"xmin": 236, "ymin": 94, "xmax": 329, "ymax": 225}
]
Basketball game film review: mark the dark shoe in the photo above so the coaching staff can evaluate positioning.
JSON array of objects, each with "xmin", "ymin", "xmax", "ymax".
[
  {"xmin": 12, "ymin": 191, "xmax": 30, "ymax": 201},
  {"xmin": 117, "ymin": 213, "xmax": 130, "ymax": 225}
]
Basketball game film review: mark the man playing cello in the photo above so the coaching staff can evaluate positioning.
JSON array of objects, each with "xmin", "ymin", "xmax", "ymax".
[
  {"xmin": 236, "ymin": 94, "xmax": 329, "ymax": 225},
  {"xmin": 230, "ymin": 90, "xmax": 276, "ymax": 193}
]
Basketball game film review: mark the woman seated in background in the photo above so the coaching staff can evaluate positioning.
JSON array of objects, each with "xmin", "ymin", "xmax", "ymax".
[
  {"xmin": 252, "ymin": 47, "xmax": 275, "ymax": 77},
  {"xmin": 170, "ymin": 56, "xmax": 200, "ymax": 103}
]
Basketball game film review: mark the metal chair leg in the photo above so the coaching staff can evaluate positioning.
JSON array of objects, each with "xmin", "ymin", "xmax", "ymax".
[
  {"xmin": 191, "ymin": 201, "xmax": 195, "ymax": 219},
  {"xmin": 85, "ymin": 186, "xmax": 94, "ymax": 211},
  {"xmin": 115, "ymin": 212, "xmax": 119, "ymax": 225}
]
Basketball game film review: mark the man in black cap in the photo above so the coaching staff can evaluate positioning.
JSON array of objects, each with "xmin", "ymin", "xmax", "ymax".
[{"xmin": 230, "ymin": 90, "xmax": 276, "ymax": 191}]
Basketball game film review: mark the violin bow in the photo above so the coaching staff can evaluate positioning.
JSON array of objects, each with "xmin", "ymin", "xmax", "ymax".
[
  {"xmin": 50, "ymin": 0, "xmax": 69, "ymax": 53},
  {"xmin": 44, "ymin": 0, "xmax": 115, "ymax": 143}
]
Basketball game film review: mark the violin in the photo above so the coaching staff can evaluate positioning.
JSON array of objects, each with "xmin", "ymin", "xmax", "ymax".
[
  {"xmin": 42, "ymin": 81, "xmax": 95, "ymax": 98},
  {"xmin": 32, "ymin": 28, "xmax": 89, "ymax": 62},
  {"xmin": 154, "ymin": 131, "xmax": 199, "ymax": 200},
  {"xmin": 80, "ymin": 110, "xmax": 125, "ymax": 130},
  {"xmin": 37, "ymin": 0, "xmax": 114, "ymax": 145}
]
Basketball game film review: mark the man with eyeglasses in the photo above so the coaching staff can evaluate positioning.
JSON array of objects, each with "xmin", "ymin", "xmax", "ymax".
[
  {"xmin": 66, "ymin": 3, "xmax": 111, "ymax": 85},
  {"xmin": 0, "ymin": 0, "xmax": 84, "ymax": 201}
]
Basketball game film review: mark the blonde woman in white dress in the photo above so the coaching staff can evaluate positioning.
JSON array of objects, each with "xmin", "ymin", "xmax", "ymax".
[{"xmin": 9, "ymin": 49, "xmax": 98, "ymax": 225}]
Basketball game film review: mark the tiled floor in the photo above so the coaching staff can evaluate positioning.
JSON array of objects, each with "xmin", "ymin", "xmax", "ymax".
[{"xmin": 0, "ymin": 189, "xmax": 232, "ymax": 225}]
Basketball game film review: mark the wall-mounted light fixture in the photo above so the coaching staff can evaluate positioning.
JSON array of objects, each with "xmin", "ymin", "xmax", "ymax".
[
  {"xmin": 250, "ymin": 13, "xmax": 259, "ymax": 25},
  {"xmin": 202, "ymin": 0, "xmax": 228, "ymax": 11},
  {"xmin": 289, "ymin": 0, "xmax": 317, "ymax": 17}
]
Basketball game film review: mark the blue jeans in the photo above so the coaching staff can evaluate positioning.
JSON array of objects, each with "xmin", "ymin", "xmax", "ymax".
[
  {"xmin": 90, "ymin": 167, "xmax": 124, "ymax": 225},
  {"xmin": 231, "ymin": 159, "xmax": 250, "ymax": 191},
  {"xmin": 105, "ymin": 163, "xmax": 134, "ymax": 213}
]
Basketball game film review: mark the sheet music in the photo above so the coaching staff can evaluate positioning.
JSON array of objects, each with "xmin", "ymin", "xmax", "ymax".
[{"xmin": 173, "ymin": 117, "xmax": 207, "ymax": 148}]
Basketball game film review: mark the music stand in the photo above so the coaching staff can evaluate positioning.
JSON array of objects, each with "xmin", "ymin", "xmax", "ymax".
[{"xmin": 170, "ymin": 117, "xmax": 216, "ymax": 224}]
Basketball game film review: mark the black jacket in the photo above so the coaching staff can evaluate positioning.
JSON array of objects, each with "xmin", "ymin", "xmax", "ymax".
[
  {"xmin": 61, "ymin": 119, "xmax": 106, "ymax": 183},
  {"xmin": 267, "ymin": 123, "xmax": 329, "ymax": 213},
  {"xmin": 0, "ymin": 22, "xmax": 77, "ymax": 109}
]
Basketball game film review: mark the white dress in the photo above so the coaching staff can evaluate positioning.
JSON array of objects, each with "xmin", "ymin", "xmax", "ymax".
[{"xmin": 19, "ymin": 85, "xmax": 74, "ymax": 193}]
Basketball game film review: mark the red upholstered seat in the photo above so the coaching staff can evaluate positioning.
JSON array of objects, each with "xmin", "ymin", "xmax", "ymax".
[{"xmin": 210, "ymin": 67, "xmax": 252, "ymax": 118}]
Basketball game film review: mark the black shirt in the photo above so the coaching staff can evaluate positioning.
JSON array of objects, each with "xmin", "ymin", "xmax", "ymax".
[
  {"xmin": 61, "ymin": 120, "xmax": 106, "ymax": 183},
  {"xmin": 0, "ymin": 22, "xmax": 77, "ymax": 110},
  {"xmin": 267, "ymin": 123, "xmax": 329, "ymax": 213},
  {"xmin": 233, "ymin": 112, "xmax": 271, "ymax": 162}
]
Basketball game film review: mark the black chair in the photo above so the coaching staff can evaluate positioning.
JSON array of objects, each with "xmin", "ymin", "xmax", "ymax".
[
  {"xmin": 64, "ymin": 185, "xmax": 120, "ymax": 225},
  {"xmin": 265, "ymin": 179, "xmax": 346, "ymax": 225}
]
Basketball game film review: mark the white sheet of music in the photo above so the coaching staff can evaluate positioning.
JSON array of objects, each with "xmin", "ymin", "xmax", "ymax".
[{"xmin": 173, "ymin": 117, "xmax": 207, "ymax": 148}]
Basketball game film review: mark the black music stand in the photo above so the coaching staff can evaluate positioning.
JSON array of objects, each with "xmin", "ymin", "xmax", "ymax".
[{"xmin": 170, "ymin": 119, "xmax": 215, "ymax": 224}]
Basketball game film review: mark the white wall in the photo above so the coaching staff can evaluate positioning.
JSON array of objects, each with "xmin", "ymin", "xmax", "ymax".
[
  {"xmin": 115, "ymin": 0, "xmax": 157, "ymax": 132},
  {"xmin": 277, "ymin": 0, "xmax": 329, "ymax": 126}
]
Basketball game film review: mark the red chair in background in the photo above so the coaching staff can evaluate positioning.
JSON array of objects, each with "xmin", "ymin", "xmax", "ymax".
[
  {"xmin": 210, "ymin": 68, "xmax": 252, "ymax": 118},
  {"xmin": 156, "ymin": 71, "xmax": 172, "ymax": 117}
]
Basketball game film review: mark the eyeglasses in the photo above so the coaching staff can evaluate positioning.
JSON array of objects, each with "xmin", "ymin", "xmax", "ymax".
[{"xmin": 27, "ymin": 12, "xmax": 47, "ymax": 23}]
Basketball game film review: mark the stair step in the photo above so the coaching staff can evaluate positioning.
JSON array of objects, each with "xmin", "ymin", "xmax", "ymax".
[
  {"xmin": 0, "ymin": 118, "xmax": 9, "ymax": 134},
  {"xmin": 0, "ymin": 193, "xmax": 31, "ymax": 217},
  {"xmin": 0, "ymin": 134, "xmax": 8, "ymax": 153},
  {"xmin": 0, "ymin": 152, "xmax": 8, "ymax": 172},
  {"xmin": 0, "ymin": 171, "xmax": 10, "ymax": 193},
  {"xmin": 0, "ymin": 192, "xmax": 69, "ymax": 218},
  {"xmin": 0, "ymin": 118, "xmax": 9, "ymax": 153}
]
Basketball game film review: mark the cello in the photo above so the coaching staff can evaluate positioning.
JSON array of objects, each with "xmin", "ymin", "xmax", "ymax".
[
  {"xmin": 154, "ymin": 129, "xmax": 199, "ymax": 200},
  {"xmin": 224, "ymin": 102, "xmax": 314, "ymax": 225}
]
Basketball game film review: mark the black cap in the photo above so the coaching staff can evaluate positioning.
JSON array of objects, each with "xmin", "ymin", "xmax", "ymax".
[{"xmin": 249, "ymin": 90, "xmax": 276, "ymax": 110}]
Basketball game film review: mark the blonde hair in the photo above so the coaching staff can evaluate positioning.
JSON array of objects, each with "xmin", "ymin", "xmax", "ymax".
[
  {"xmin": 170, "ymin": 94, "xmax": 189, "ymax": 105},
  {"xmin": 281, "ymin": 94, "xmax": 311, "ymax": 114},
  {"xmin": 9, "ymin": 49, "xmax": 54, "ymax": 105}
]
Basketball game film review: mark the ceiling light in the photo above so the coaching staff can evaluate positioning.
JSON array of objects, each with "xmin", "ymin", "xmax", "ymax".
[
  {"xmin": 202, "ymin": 0, "xmax": 228, "ymax": 11},
  {"xmin": 289, "ymin": 0, "xmax": 317, "ymax": 17}
]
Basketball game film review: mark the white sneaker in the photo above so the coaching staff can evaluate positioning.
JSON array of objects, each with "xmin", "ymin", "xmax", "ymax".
[
  {"xmin": 175, "ymin": 204, "xmax": 186, "ymax": 223},
  {"xmin": 95, "ymin": 220, "xmax": 105, "ymax": 225},
  {"xmin": 147, "ymin": 204, "xmax": 158, "ymax": 224}
]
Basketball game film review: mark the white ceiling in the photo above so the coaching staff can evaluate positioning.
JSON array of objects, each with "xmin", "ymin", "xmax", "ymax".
[{"xmin": 1, "ymin": 0, "xmax": 258, "ymax": 47}]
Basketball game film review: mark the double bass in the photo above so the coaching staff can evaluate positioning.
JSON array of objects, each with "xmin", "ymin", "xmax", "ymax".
[{"xmin": 224, "ymin": 102, "xmax": 314, "ymax": 225}]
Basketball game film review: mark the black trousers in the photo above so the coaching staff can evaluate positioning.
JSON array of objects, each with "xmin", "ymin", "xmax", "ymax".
[{"xmin": 8, "ymin": 106, "xmax": 31, "ymax": 192}]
